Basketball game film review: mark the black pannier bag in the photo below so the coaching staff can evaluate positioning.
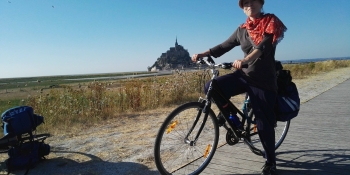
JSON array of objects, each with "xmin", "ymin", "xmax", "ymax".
[{"xmin": 275, "ymin": 61, "xmax": 300, "ymax": 121}]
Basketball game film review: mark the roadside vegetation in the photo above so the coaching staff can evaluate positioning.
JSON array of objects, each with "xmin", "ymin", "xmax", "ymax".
[
  {"xmin": 1, "ymin": 60, "xmax": 350, "ymax": 135},
  {"xmin": 284, "ymin": 60, "xmax": 350, "ymax": 79}
]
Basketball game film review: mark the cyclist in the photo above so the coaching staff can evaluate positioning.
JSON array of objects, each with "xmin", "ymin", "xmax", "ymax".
[{"xmin": 191, "ymin": 0, "xmax": 287, "ymax": 174}]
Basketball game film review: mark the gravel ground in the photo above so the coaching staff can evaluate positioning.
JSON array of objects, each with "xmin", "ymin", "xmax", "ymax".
[{"xmin": 1, "ymin": 67, "xmax": 350, "ymax": 175}]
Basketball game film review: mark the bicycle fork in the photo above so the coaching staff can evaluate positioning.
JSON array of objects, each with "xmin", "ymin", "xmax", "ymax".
[
  {"xmin": 184, "ymin": 98, "xmax": 209, "ymax": 146},
  {"xmin": 183, "ymin": 111, "xmax": 209, "ymax": 146}
]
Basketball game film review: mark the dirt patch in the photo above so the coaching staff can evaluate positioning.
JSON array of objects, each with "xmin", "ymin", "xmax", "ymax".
[{"xmin": 1, "ymin": 67, "xmax": 350, "ymax": 175}]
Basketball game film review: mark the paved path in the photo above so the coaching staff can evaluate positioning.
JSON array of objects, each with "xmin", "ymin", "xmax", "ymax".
[{"xmin": 199, "ymin": 78, "xmax": 350, "ymax": 175}]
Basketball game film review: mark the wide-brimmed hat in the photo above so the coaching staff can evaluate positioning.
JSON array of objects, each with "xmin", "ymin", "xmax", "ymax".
[{"xmin": 239, "ymin": 0, "xmax": 265, "ymax": 8}]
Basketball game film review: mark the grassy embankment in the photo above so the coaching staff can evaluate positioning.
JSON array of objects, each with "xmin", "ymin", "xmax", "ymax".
[{"xmin": 0, "ymin": 60, "xmax": 349, "ymax": 135}]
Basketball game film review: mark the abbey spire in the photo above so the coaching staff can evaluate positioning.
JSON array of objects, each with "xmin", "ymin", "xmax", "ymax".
[{"xmin": 175, "ymin": 36, "xmax": 178, "ymax": 47}]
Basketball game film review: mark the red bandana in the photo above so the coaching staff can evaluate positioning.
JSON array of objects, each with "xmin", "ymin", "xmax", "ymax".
[{"xmin": 241, "ymin": 13, "xmax": 287, "ymax": 46}]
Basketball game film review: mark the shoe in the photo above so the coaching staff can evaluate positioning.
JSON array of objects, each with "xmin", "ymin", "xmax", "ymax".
[
  {"xmin": 217, "ymin": 113, "xmax": 226, "ymax": 127},
  {"xmin": 261, "ymin": 162, "xmax": 276, "ymax": 175}
]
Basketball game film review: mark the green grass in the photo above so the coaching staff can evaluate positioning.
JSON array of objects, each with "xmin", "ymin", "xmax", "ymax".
[
  {"xmin": 0, "ymin": 99, "xmax": 25, "ymax": 113},
  {"xmin": 0, "ymin": 71, "xmax": 155, "ymax": 90}
]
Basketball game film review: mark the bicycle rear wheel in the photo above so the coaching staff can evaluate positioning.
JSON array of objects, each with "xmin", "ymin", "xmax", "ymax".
[
  {"xmin": 245, "ymin": 109, "xmax": 290, "ymax": 153},
  {"xmin": 154, "ymin": 102, "xmax": 219, "ymax": 175}
]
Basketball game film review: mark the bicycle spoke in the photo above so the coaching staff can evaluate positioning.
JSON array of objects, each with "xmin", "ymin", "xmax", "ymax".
[{"xmin": 155, "ymin": 102, "xmax": 219, "ymax": 175}]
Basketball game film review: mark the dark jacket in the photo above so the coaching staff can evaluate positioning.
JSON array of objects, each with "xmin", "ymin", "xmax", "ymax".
[{"xmin": 210, "ymin": 27, "xmax": 277, "ymax": 92}]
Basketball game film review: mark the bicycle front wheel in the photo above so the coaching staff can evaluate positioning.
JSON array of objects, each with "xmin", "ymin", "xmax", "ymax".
[{"xmin": 154, "ymin": 102, "xmax": 219, "ymax": 175}]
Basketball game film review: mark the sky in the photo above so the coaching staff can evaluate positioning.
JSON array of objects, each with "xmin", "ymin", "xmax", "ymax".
[{"xmin": 1, "ymin": 0, "xmax": 350, "ymax": 78}]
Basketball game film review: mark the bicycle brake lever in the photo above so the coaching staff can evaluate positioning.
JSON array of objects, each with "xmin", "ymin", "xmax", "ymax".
[
  {"xmin": 207, "ymin": 55, "xmax": 215, "ymax": 64},
  {"xmin": 196, "ymin": 58, "xmax": 204, "ymax": 65}
]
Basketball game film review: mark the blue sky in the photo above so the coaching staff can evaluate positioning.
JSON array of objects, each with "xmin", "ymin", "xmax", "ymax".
[{"xmin": 1, "ymin": 0, "xmax": 350, "ymax": 78}]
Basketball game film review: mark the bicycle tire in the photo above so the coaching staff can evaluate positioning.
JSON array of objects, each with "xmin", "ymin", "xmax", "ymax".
[
  {"xmin": 154, "ymin": 102, "xmax": 219, "ymax": 175},
  {"xmin": 245, "ymin": 108, "xmax": 290, "ymax": 154}
]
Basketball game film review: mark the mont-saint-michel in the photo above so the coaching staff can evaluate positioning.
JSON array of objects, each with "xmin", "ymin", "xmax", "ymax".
[{"xmin": 148, "ymin": 38, "xmax": 193, "ymax": 71}]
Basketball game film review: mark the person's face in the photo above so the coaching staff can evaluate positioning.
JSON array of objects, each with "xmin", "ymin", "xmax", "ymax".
[{"xmin": 242, "ymin": 0, "xmax": 263, "ymax": 18}]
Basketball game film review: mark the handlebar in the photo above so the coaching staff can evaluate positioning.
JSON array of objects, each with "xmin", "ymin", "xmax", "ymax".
[{"xmin": 196, "ymin": 56, "xmax": 247, "ymax": 70}]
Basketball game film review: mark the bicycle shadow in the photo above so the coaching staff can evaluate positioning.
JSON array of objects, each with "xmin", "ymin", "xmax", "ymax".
[
  {"xmin": 275, "ymin": 149, "xmax": 350, "ymax": 175},
  {"xmin": 0, "ymin": 148, "xmax": 160, "ymax": 175},
  {"xmin": 217, "ymin": 149, "xmax": 350, "ymax": 175}
]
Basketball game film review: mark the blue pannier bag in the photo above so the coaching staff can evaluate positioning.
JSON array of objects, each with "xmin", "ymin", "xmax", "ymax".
[
  {"xmin": 275, "ymin": 82, "xmax": 300, "ymax": 121},
  {"xmin": 2, "ymin": 106, "xmax": 44, "ymax": 136},
  {"xmin": 1, "ymin": 106, "xmax": 50, "ymax": 174},
  {"xmin": 6, "ymin": 140, "xmax": 50, "ymax": 172}
]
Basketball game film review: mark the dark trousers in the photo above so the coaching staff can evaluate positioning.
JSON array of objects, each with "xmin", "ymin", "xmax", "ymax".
[{"xmin": 204, "ymin": 71, "xmax": 277, "ymax": 164}]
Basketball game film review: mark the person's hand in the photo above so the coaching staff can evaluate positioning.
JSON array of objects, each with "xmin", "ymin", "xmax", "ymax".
[
  {"xmin": 191, "ymin": 54, "xmax": 201, "ymax": 62},
  {"xmin": 233, "ymin": 60, "xmax": 243, "ymax": 69}
]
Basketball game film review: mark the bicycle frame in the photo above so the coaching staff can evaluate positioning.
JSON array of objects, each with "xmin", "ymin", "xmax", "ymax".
[{"xmin": 185, "ymin": 57, "xmax": 264, "ymax": 155}]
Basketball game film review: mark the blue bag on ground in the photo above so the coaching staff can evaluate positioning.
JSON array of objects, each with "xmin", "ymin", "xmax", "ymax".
[
  {"xmin": 6, "ymin": 140, "xmax": 50, "ymax": 171},
  {"xmin": 1, "ymin": 106, "xmax": 50, "ymax": 173},
  {"xmin": 2, "ymin": 106, "xmax": 44, "ymax": 136}
]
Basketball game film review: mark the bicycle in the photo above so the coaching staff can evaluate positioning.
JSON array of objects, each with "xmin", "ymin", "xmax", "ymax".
[
  {"xmin": 154, "ymin": 56, "xmax": 290, "ymax": 175},
  {"xmin": 0, "ymin": 133, "xmax": 50, "ymax": 153}
]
